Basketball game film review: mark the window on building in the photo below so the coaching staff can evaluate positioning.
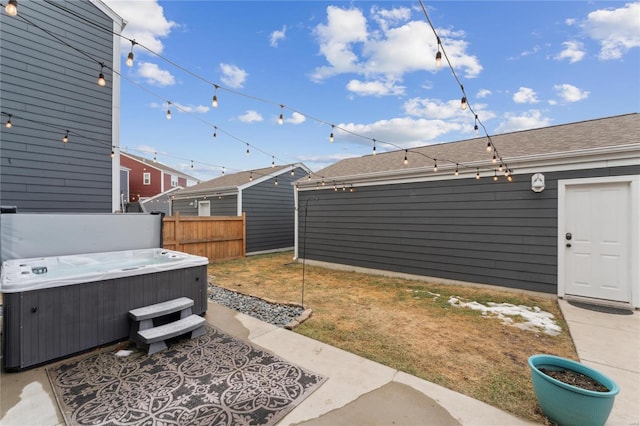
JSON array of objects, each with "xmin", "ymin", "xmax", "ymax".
[
  {"xmin": 171, "ymin": 175, "xmax": 178, "ymax": 187},
  {"xmin": 143, "ymin": 172, "xmax": 151, "ymax": 185}
]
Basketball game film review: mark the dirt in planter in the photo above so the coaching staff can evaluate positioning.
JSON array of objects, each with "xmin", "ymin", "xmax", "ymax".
[{"xmin": 539, "ymin": 368, "xmax": 609, "ymax": 392}]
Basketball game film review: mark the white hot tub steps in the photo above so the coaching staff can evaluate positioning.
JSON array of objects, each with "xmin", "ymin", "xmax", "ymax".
[{"xmin": 129, "ymin": 297, "xmax": 206, "ymax": 355}]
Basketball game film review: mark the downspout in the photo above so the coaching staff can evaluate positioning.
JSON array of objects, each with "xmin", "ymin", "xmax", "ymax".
[
  {"xmin": 111, "ymin": 17, "xmax": 124, "ymax": 212},
  {"xmin": 293, "ymin": 185, "xmax": 299, "ymax": 260}
]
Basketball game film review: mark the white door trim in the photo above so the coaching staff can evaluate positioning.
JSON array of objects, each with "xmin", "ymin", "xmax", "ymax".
[{"xmin": 558, "ymin": 175, "xmax": 640, "ymax": 308}]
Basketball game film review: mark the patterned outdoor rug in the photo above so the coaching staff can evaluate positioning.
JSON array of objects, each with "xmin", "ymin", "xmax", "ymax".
[{"xmin": 46, "ymin": 326, "xmax": 326, "ymax": 425}]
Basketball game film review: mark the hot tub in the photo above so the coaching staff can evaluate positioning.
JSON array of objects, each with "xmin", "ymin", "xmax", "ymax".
[{"xmin": 1, "ymin": 248, "xmax": 209, "ymax": 371}]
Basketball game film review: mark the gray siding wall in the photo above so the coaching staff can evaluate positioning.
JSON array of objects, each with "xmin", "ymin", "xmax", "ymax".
[
  {"xmin": 0, "ymin": 1, "xmax": 114, "ymax": 212},
  {"xmin": 243, "ymin": 167, "xmax": 303, "ymax": 253},
  {"xmin": 298, "ymin": 165, "xmax": 639, "ymax": 294},
  {"xmin": 172, "ymin": 194, "xmax": 238, "ymax": 216}
]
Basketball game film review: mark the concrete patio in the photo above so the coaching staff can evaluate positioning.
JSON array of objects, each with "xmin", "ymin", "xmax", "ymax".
[{"xmin": 0, "ymin": 299, "xmax": 637, "ymax": 425}]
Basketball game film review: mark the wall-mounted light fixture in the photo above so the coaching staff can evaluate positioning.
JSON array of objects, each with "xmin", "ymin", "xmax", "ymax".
[{"xmin": 531, "ymin": 173, "xmax": 545, "ymax": 193}]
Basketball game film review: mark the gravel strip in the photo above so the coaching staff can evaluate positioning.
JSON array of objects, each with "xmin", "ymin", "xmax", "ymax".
[{"xmin": 209, "ymin": 284, "xmax": 304, "ymax": 327}]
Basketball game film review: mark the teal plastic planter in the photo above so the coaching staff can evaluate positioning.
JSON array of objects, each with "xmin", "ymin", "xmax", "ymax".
[{"xmin": 528, "ymin": 354, "xmax": 619, "ymax": 426}]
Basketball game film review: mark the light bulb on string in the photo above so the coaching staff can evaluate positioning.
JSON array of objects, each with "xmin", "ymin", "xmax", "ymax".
[
  {"xmin": 498, "ymin": 163, "xmax": 504, "ymax": 172},
  {"xmin": 190, "ymin": 160, "xmax": 194, "ymax": 169},
  {"xmin": 275, "ymin": 176, "xmax": 279, "ymax": 186},
  {"xmin": 221, "ymin": 166, "xmax": 225, "ymax": 175},
  {"xmin": 433, "ymin": 160, "xmax": 438, "ymax": 172},
  {"xmin": 153, "ymin": 152, "xmax": 157, "ymax": 163},
  {"xmin": 62, "ymin": 130, "xmax": 69, "ymax": 143},
  {"xmin": 404, "ymin": 150, "xmax": 408, "ymax": 165},
  {"xmin": 249, "ymin": 172, "xmax": 253, "ymax": 181},
  {"xmin": 486, "ymin": 140, "xmax": 492, "ymax": 153},
  {"xmin": 290, "ymin": 169, "xmax": 294, "ymax": 176},
  {"xmin": 246, "ymin": 144, "xmax": 250, "ymax": 156},
  {"xmin": 461, "ymin": 96, "xmax": 467, "ymax": 111},
  {"xmin": 474, "ymin": 115, "xmax": 479, "ymax": 136},
  {"xmin": 110, "ymin": 149, "xmax": 115, "ymax": 159},
  {"xmin": 213, "ymin": 126, "xmax": 217, "ymax": 138},
  {"xmin": 97, "ymin": 63, "xmax": 106, "ymax": 86},
  {"xmin": 475, "ymin": 168, "xmax": 480, "ymax": 180},
  {"xmin": 271, "ymin": 156, "xmax": 275, "ymax": 168},
  {"xmin": 278, "ymin": 105, "xmax": 284, "ymax": 125},
  {"xmin": 435, "ymin": 36, "xmax": 442, "ymax": 69},
  {"xmin": 5, "ymin": 0, "xmax": 17, "ymax": 16},
  {"xmin": 329, "ymin": 125, "xmax": 334, "ymax": 143},
  {"xmin": 212, "ymin": 85, "xmax": 219, "ymax": 108},
  {"xmin": 308, "ymin": 173, "xmax": 312, "ymax": 181},
  {"xmin": 126, "ymin": 40, "xmax": 136, "ymax": 67},
  {"xmin": 5, "ymin": 114, "xmax": 13, "ymax": 128},
  {"xmin": 492, "ymin": 152, "xmax": 497, "ymax": 164},
  {"xmin": 321, "ymin": 177, "xmax": 325, "ymax": 186},
  {"xmin": 372, "ymin": 139, "xmax": 376, "ymax": 156},
  {"xmin": 166, "ymin": 101, "xmax": 172, "ymax": 120},
  {"xmin": 454, "ymin": 164, "xmax": 459, "ymax": 176},
  {"xmin": 493, "ymin": 171, "xmax": 498, "ymax": 182}
]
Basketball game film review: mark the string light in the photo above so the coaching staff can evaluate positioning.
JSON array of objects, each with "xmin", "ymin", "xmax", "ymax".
[
  {"xmin": 329, "ymin": 125, "xmax": 334, "ymax": 143},
  {"xmin": 97, "ymin": 63, "xmax": 106, "ymax": 86},
  {"xmin": 221, "ymin": 166, "xmax": 225, "ymax": 175},
  {"xmin": 4, "ymin": 114, "xmax": 12, "ymax": 128},
  {"xmin": 372, "ymin": 139, "xmax": 377, "ymax": 156},
  {"xmin": 110, "ymin": 148, "xmax": 115, "ymax": 159},
  {"xmin": 476, "ymin": 168, "xmax": 480, "ymax": 180},
  {"xmin": 486, "ymin": 140, "xmax": 492, "ymax": 153},
  {"xmin": 308, "ymin": 173, "xmax": 311, "ymax": 181},
  {"xmin": 435, "ymin": 36, "xmax": 442, "ymax": 68},
  {"xmin": 474, "ymin": 115, "xmax": 479, "ymax": 136},
  {"xmin": 212, "ymin": 85, "xmax": 219, "ymax": 108},
  {"xmin": 166, "ymin": 101, "xmax": 172, "ymax": 120},
  {"xmin": 460, "ymin": 95, "xmax": 467, "ymax": 111},
  {"xmin": 213, "ymin": 126, "xmax": 217, "ymax": 138},
  {"xmin": 498, "ymin": 162, "xmax": 504, "ymax": 172},
  {"xmin": 321, "ymin": 177, "xmax": 325, "ymax": 186},
  {"xmin": 492, "ymin": 152, "xmax": 497, "ymax": 164},
  {"xmin": 275, "ymin": 176, "xmax": 279, "ymax": 186},
  {"xmin": 126, "ymin": 40, "xmax": 136, "ymax": 67},
  {"xmin": 454, "ymin": 164, "xmax": 459, "ymax": 176},
  {"xmin": 190, "ymin": 160, "xmax": 194, "ymax": 169},
  {"xmin": 433, "ymin": 160, "xmax": 438, "ymax": 172},
  {"xmin": 493, "ymin": 170, "xmax": 498, "ymax": 181},
  {"xmin": 5, "ymin": 0, "xmax": 17, "ymax": 17},
  {"xmin": 271, "ymin": 156, "xmax": 275, "ymax": 168},
  {"xmin": 404, "ymin": 150, "xmax": 408, "ymax": 165},
  {"xmin": 290, "ymin": 169, "xmax": 294, "ymax": 176},
  {"xmin": 246, "ymin": 144, "xmax": 250, "ymax": 156},
  {"xmin": 278, "ymin": 105, "xmax": 284, "ymax": 125},
  {"xmin": 249, "ymin": 171, "xmax": 253, "ymax": 181},
  {"xmin": 62, "ymin": 130, "xmax": 69, "ymax": 143},
  {"xmin": 153, "ymin": 152, "xmax": 157, "ymax": 162}
]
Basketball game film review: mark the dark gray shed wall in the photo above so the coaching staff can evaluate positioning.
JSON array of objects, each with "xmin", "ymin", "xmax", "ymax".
[
  {"xmin": 243, "ymin": 167, "xmax": 303, "ymax": 253},
  {"xmin": 172, "ymin": 195, "xmax": 238, "ymax": 216},
  {"xmin": 0, "ymin": 1, "xmax": 114, "ymax": 212},
  {"xmin": 298, "ymin": 165, "xmax": 639, "ymax": 294}
]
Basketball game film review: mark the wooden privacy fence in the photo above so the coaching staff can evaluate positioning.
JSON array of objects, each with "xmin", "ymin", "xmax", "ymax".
[{"xmin": 163, "ymin": 212, "xmax": 245, "ymax": 261}]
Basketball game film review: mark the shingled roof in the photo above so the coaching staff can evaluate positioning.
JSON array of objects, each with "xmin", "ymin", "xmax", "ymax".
[
  {"xmin": 309, "ymin": 113, "xmax": 639, "ymax": 182},
  {"xmin": 175, "ymin": 163, "xmax": 310, "ymax": 196}
]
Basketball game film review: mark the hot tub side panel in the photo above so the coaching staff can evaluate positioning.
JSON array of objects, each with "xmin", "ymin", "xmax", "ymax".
[{"xmin": 2, "ymin": 265, "xmax": 207, "ymax": 371}]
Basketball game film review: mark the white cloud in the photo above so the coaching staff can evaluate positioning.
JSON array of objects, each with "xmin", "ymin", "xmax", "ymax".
[
  {"xmin": 403, "ymin": 97, "xmax": 466, "ymax": 120},
  {"xmin": 238, "ymin": 110, "xmax": 263, "ymax": 123},
  {"xmin": 476, "ymin": 89, "xmax": 492, "ymax": 99},
  {"xmin": 137, "ymin": 62, "xmax": 175, "ymax": 86},
  {"xmin": 337, "ymin": 117, "xmax": 463, "ymax": 146},
  {"xmin": 219, "ymin": 63, "xmax": 248, "ymax": 88},
  {"xmin": 173, "ymin": 103, "xmax": 209, "ymax": 114},
  {"xmin": 494, "ymin": 110, "xmax": 551, "ymax": 134},
  {"xmin": 311, "ymin": 5, "xmax": 482, "ymax": 87},
  {"xmin": 270, "ymin": 26, "xmax": 286, "ymax": 47},
  {"xmin": 513, "ymin": 87, "xmax": 539, "ymax": 104},
  {"xmin": 285, "ymin": 112, "xmax": 306, "ymax": 125},
  {"xmin": 553, "ymin": 84, "xmax": 590, "ymax": 102},
  {"xmin": 581, "ymin": 2, "xmax": 640, "ymax": 60},
  {"xmin": 555, "ymin": 41, "xmax": 586, "ymax": 63},
  {"xmin": 346, "ymin": 79, "xmax": 405, "ymax": 96},
  {"xmin": 103, "ymin": 0, "xmax": 176, "ymax": 54}
]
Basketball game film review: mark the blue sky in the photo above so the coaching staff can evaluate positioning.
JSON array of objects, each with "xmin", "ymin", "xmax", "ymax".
[{"xmin": 103, "ymin": 1, "xmax": 640, "ymax": 181}]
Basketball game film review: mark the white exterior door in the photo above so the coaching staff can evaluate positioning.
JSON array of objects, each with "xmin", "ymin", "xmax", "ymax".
[
  {"xmin": 198, "ymin": 200, "xmax": 211, "ymax": 217},
  {"xmin": 563, "ymin": 181, "xmax": 631, "ymax": 302}
]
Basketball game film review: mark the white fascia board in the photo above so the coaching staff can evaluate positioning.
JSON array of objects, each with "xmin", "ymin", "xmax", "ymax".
[
  {"xmin": 172, "ymin": 188, "xmax": 237, "ymax": 200},
  {"xmin": 143, "ymin": 186, "xmax": 184, "ymax": 203}
]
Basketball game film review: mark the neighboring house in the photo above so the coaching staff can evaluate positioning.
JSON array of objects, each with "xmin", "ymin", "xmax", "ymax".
[
  {"xmin": 294, "ymin": 114, "xmax": 640, "ymax": 309},
  {"xmin": 120, "ymin": 152, "xmax": 199, "ymax": 202},
  {"xmin": 173, "ymin": 163, "xmax": 311, "ymax": 254},
  {"xmin": 0, "ymin": 0, "xmax": 124, "ymax": 212}
]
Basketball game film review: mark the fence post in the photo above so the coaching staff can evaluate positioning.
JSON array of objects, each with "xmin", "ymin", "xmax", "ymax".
[
  {"xmin": 175, "ymin": 211, "xmax": 182, "ymax": 252},
  {"xmin": 242, "ymin": 212, "xmax": 246, "ymax": 257}
]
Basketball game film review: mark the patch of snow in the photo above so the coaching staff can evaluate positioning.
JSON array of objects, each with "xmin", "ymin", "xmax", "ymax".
[
  {"xmin": 115, "ymin": 350, "xmax": 133, "ymax": 357},
  {"xmin": 448, "ymin": 297, "xmax": 561, "ymax": 336}
]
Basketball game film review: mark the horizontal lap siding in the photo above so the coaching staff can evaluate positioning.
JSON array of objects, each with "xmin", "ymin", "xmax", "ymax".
[
  {"xmin": 243, "ymin": 168, "xmax": 302, "ymax": 253},
  {"xmin": 298, "ymin": 166, "xmax": 639, "ymax": 293},
  {"xmin": 0, "ymin": 1, "xmax": 114, "ymax": 212},
  {"xmin": 172, "ymin": 195, "xmax": 237, "ymax": 216}
]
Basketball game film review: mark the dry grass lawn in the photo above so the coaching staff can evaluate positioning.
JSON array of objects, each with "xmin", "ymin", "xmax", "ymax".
[{"xmin": 208, "ymin": 251, "xmax": 578, "ymax": 423}]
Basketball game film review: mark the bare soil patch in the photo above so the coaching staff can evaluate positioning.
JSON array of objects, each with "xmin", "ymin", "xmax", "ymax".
[
  {"xmin": 539, "ymin": 368, "xmax": 609, "ymax": 392},
  {"xmin": 208, "ymin": 251, "xmax": 578, "ymax": 423}
]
